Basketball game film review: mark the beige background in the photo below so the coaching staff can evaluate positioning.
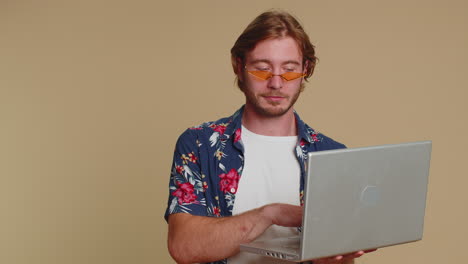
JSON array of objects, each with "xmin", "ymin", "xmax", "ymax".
[{"xmin": 1, "ymin": 0, "xmax": 467, "ymax": 263}]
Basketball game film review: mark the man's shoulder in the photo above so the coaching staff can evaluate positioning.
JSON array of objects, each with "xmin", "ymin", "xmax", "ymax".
[
  {"xmin": 317, "ymin": 132, "xmax": 346, "ymax": 150},
  {"xmin": 185, "ymin": 115, "xmax": 233, "ymax": 134},
  {"xmin": 302, "ymin": 122, "xmax": 346, "ymax": 151},
  {"xmin": 176, "ymin": 111, "xmax": 239, "ymax": 144},
  {"xmin": 188, "ymin": 115, "xmax": 232, "ymax": 131}
]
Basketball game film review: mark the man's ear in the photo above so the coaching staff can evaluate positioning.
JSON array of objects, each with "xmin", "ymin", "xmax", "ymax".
[{"xmin": 303, "ymin": 60, "xmax": 309, "ymax": 75}]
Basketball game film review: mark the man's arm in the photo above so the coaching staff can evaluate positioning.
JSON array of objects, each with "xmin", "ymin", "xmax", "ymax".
[{"xmin": 168, "ymin": 203, "xmax": 302, "ymax": 264}]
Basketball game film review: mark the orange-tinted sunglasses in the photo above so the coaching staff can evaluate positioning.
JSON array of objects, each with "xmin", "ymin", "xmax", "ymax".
[{"xmin": 247, "ymin": 70, "xmax": 305, "ymax": 81}]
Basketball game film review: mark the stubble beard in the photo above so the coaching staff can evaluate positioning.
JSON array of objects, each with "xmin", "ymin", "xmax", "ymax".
[{"xmin": 245, "ymin": 89, "xmax": 301, "ymax": 118}]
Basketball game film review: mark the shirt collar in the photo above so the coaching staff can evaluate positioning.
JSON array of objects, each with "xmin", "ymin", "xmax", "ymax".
[
  {"xmin": 222, "ymin": 106, "xmax": 244, "ymax": 141},
  {"xmin": 294, "ymin": 110, "xmax": 315, "ymax": 144}
]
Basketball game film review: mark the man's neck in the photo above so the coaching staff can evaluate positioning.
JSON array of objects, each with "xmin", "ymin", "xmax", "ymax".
[{"xmin": 241, "ymin": 105, "xmax": 297, "ymax": 137}]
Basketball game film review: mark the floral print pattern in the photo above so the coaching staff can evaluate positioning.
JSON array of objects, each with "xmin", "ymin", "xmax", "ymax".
[
  {"xmin": 172, "ymin": 182, "xmax": 198, "ymax": 204},
  {"xmin": 219, "ymin": 168, "xmax": 241, "ymax": 194},
  {"xmin": 165, "ymin": 106, "xmax": 346, "ymax": 264}
]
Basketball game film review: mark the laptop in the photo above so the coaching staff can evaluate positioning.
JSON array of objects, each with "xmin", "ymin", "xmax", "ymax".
[{"xmin": 240, "ymin": 141, "xmax": 432, "ymax": 262}]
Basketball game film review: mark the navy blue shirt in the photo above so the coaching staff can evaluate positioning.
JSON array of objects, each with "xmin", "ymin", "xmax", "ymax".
[{"xmin": 165, "ymin": 106, "xmax": 345, "ymax": 264}]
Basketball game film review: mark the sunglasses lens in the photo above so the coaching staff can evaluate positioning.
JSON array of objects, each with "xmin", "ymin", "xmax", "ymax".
[
  {"xmin": 248, "ymin": 71, "xmax": 273, "ymax": 80},
  {"xmin": 281, "ymin": 72, "xmax": 305, "ymax": 81},
  {"xmin": 247, "ymin": 70, "xmax": 305, "ymax": 81}
]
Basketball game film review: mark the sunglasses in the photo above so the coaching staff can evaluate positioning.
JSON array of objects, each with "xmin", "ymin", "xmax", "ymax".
[{"xmin": 246, "ymin": 70, "xmax": 306, "ymax": 81}]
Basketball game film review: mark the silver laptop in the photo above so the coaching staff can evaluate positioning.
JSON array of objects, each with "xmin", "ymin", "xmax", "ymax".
[{"xmin": 240, "ymin": 141, "xmax": 432, "ymax": 262}]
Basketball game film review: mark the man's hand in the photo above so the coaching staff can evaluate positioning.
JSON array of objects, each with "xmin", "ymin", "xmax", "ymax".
[
  {"xmin": 262, "ymin": 203, "xmax": 303, "ymax": 227},
  {"xmin": 313, "ymin": 249, "xmax": 377, "ymax": 264}
]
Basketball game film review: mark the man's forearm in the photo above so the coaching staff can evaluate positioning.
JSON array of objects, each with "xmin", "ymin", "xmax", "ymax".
[
  {"xmin": 168, "ymin": 203, "xmax": 302, "ymax": 264},
  {"xmin": 168, "ymin": 207, "xmax": 271, "ymax": 263}
]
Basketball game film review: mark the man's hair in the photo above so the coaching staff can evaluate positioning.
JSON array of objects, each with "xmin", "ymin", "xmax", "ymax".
[{"xmin": 231, "ymin": 10, "xmax": 317, "ymax": 90}]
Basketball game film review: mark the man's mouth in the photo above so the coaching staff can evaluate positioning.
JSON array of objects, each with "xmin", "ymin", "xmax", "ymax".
[{"xmin": 263, "ymin": 95, "xmax": 287, "ymax": 102}]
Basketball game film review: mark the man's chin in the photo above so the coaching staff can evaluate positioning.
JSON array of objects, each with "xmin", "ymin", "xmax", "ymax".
[{"xmin": 256, "ymin": 105, "xmax": 291, "ymax": 117}]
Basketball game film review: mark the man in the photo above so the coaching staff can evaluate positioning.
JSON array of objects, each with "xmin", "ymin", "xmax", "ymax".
[{"xmin": 165, "ymin": 10, "xmax": 373, "ymax": 264}]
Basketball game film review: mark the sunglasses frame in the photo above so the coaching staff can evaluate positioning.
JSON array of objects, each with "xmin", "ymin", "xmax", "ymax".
[{"xmin": 244, "ymin": 65, "xmax": 306, "ymax": 81}]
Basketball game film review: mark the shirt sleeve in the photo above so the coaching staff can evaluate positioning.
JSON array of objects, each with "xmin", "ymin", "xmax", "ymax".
[{"xmin": 164, "ymin": 129, "xmax": 208, "ymax": 221}]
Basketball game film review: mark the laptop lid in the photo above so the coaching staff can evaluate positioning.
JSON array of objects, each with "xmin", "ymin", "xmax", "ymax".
[
  {"xmin": 240, "ymin": 141, "xmax": 432, "ymax": 262},
  {"xmin": 299, "ymin": 141, "xmax": 432, "ymax": 260}
]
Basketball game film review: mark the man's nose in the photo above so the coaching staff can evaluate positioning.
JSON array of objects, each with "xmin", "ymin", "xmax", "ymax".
[{"xmin": 267, "ymin": 75, "xmax": 283, "ymax": 89}]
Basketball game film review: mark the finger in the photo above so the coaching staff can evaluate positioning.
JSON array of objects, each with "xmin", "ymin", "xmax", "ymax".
[
  {"xmin": 364, "ymin": 248, "xmax": 378, "ymax": 253},
  {"xmin": 338, "ymin": 251, "xmax": 364, "ymax": 262},
  {"xmin": 314, "ymin": 256, "xmax": 342, "ymax": 264},
  {"xmin": 340, "ymin": 251, "xmax": 361, "ymax": 259}
]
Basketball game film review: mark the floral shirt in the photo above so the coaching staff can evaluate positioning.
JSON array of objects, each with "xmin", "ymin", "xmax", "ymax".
[{"xmin": 164, "ymin": 106, "xmax": 346, "ymax": 264}]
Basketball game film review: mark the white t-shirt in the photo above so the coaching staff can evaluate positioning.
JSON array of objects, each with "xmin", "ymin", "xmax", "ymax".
[{"xmin": 227, "ymin": 126, "xmax": 301, "ymax": 264}]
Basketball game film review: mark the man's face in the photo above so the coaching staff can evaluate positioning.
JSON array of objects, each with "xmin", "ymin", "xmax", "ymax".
[{"xmin": 240, "ymin": 36, "xmax": 305, "ymax": 118}]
